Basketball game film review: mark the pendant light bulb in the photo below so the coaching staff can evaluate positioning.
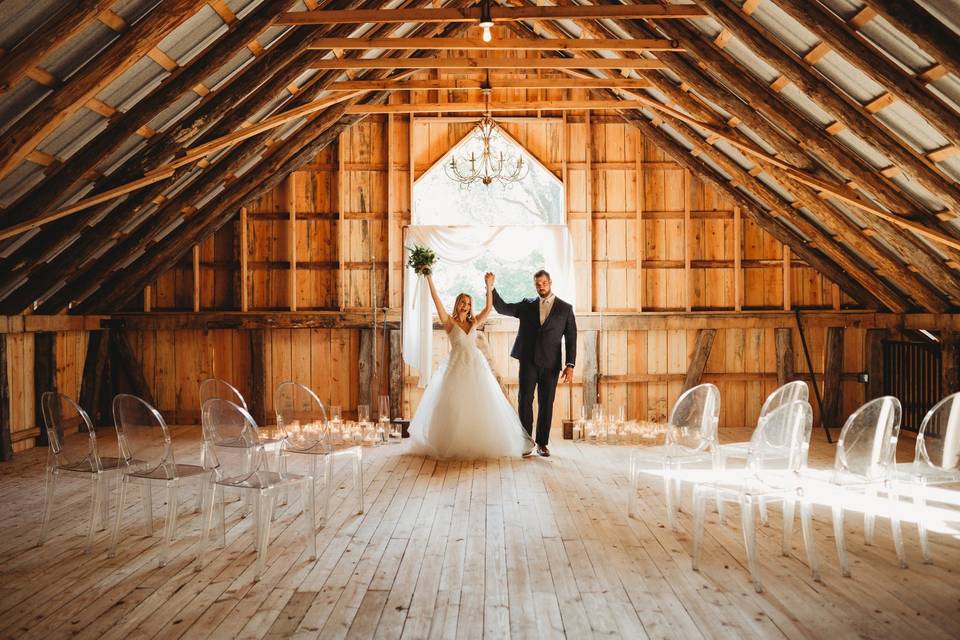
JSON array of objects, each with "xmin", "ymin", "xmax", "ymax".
[{"xmin": 482, "ymin": 25, "xmax": 492, "ymax": 42}]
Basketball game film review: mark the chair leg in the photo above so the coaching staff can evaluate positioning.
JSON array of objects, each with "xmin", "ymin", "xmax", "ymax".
[
  {"xmin": 99, "ymin": 473, "xmax": 111, "ymax": 530},
  {"xmin": 887, "ymin": 486, "xmax": 907, "ymax": 569},
  {"xmin": 279, "ymin": 451, "xmax": 289, "ymax": 507},
  {"xmin": 799, "ymin": 497, "xmax": 821, "ymax": 582},
  {"xmin": 196, "ymin": 483, "xmax": 219, "ymax": 572},
  {"xmin": 38, "ymin": 468, "xmax": 57, "ymax": 547},
  {"xmin": 782, "ymin": 498, "xmax": 795, "ymax": 557},
  {"xmin": 864, "ymin": 487, "xmax": 877, "ymax": 545},
  {"xmin": 254, "ymin": 492, "xmax": 275, "ymax": 582},
  {"xmin": 832, "ymin": 503, "xmax": 850, "ymax": 578},
  {"xmin": 85, "ymin": 474, "xmax": 103, "ymax": 554},
  {"xmin": 217, "ymin": 482, "xmax": 226, "ymax": 548},
  {"xmin": 196, "ymin": 442, "xmax": 207, "ymax": 514},
  {"xmin": 354, "ymin": 449, "xmax": 364, "ymax": 515},
  {"xmin": 302, "ymin": 480, "xmax": 317, "ymax": 562},
  {"xmin": 109, "ymin": 477, "xmax": 128, "ymax": 558},
  {"xmin": 663, "ymin": 462, "xmax": 676, "ymax": 530},
  {"xmin": 759, "ymin": 496, "xmax": 769, "ymax": 527},
  {"xmin": 160, "ymin": 483, "xmax": 178, "ymax": 568},
  {"xmin": 914, "ymin": 481, "xmax": 932, "ymax": 564},
  {"xmin": 142, "ymin": 482, "xmax": 154, "ymax": 536},
  {"xmin": 714, "ymin": 455, "xmax": 726, "ymax": 524},
  {"xmin": 692, "ymin": 487, "xmax": 708, "ymax": 571},
  {"xmin": 740, "ymin": 495, "xmax": 762, "ymax": 593},
  {"xmin": 627, "ymin": 451, "xmax": 639, "ymax": 518},
  {"xmin": 323, "ymin": 455, "xmax": 333, "ymax": 527}
]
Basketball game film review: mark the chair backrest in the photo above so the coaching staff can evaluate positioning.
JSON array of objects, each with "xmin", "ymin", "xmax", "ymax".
[
  {"xmin": 199, "ymin": 378, "xmax": 247, "ymax": 410},
  {"xmin": 201, "ymin": 398, "xmax": 267, "ymax": 477},
  {"xmin": 747, "ymin": 400, "xmax": 813, "ymax": 485},
  {"xmin": 112, "ymin": 394, "xmax": 175, "ymax": 478},
  {"xmin": 759, "ymin": 381, "xmax": 809, "ymax": 421},
  {"xmin": 916, "ymin": 392, "xmax": 960, "ymax": 471},
  {"xmin": 274, "ymin": 381, "xmax": 327, "ymax": 453},
  {"xmin": 41, "ymin": 392, "xmax": 99, "ymax": 471},
  {"xmin": 666, "ymin": 383, "xmax": 720, "ymax": 452},
  {"xmin": 834, "ymin": 396, "xmax": 902, "ymax": 480}
]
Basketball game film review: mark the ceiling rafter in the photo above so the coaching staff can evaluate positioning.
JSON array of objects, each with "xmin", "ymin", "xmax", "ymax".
[{"xmin": 860, "ymin": 0, "xmax": 960, "ymax": 81}]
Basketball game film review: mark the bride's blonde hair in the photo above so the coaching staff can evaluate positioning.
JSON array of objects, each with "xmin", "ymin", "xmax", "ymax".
[{"xmin": 451, "ymin": 292, "xmax": 474, "ymax": 323}]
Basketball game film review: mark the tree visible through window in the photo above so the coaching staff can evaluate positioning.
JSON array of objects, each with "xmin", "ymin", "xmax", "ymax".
[{"xmin": 412, "ymin": 123, "xmax": 567, "ymax": 309}]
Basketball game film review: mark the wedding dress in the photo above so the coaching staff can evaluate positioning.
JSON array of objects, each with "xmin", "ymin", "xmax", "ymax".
[{"xmin": 408, "ymin": 323, "xmax": 534, "ymax": 459}]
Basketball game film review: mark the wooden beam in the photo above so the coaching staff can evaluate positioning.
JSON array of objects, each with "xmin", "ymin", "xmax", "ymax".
[
  {"xmin": 0, "ymin": 0, "xmax": 209, "ymax": 182},
  {"xmin": 248, "ymin": 329, "xmax": 266, "ymax": 425},
  {"xmin": 276, "ymin": 5, "xmax": 708, "ymax": 25},
  {"xmin": 635, "ymin": 127, "xmax": 644, "ymax": 312},
  {"xmin": 309, "ymin": 37, "xmax": 681, "ymax": 50},
  {"xmin": 346, "ymin": 99, "xmax": 656, "ymax": 114},
  {"xmin": 733, "ymin": 205, "xmax": 742, "ymax": 312},
  {"xmin": 861, "ymin": 0, "xmax": 960, "ymax": 81},
  {"xmin": 239, "ymin": 207, "xmax": 249, "ymax": 312},
  {"xmin": 942, "ymin": 331, "xmax": 959, "ymax": 396},
  {"xmin": 684, "ymin": 168, "xmax": 692, "ymax": 312},
  {"xmin": 329, "ymin": 77, "xmax": 653, "ymax": 90},
  {"xmin": 338, "ymin": 134, "xmax": 346, "ymax": 311},
  {"xmin": 821, "ymin": 326, "xmax": 845, "ymax": 429},
  {"xmin": 389, "ymin": 329, "xmax": 403, "ymax": 420},
  {"xmin": 581, "ymin": 331, "xmax": 599, "ymax": 413},
  {"xmin": 782, "ymin": 244, "xmax": 791, "ymax": 311},
  {"xmin": 78, "ymin": 330, "xmax": 109, "ymax": 426},
  {"xmin": 0, "ymin": 336, "xmax": 10, "ymax": 460},
  {"xmin": 774, "ymin": 327, "xmax": 794, "ymax": 386},
  {"xmin": 110, "ymin": 331, "xmax": 155, "ymax": 406},
  {"xmin": 386, "ymin": 114, "xmax": 396, "ymax": 307},
  {"xmin": 32, "ymin": 333, "xmax": 55, "ymax": 447},
  {"xmin": 682, "ymin": 328, "xmax": 717, "ymax": 393},
  {"xmin": 309, "ymin": 57, "xmax": 668, "ymax": 69},
  {"xmin": 287, "ymin": 173, "xmax": 297, "ymax": 312},
  {"xmin": 864, "ymin": 328, "xmax": 886, "ymax": 399},
  {"xmin": 192, "ymin": 244, "xmax": 201, "ymax": 312},
  {"xmin": 586, "ymin": 109, "xmax": 594, "ymax": 312},
  {"xmin": 359, "ymin": 329, "xmax": 373, "ymax": 406}
]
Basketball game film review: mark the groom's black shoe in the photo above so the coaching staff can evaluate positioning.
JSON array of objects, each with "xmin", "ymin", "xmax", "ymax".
[{"xmin": 537, "ymin": 444, "xmax": 550, "ymax": 457}]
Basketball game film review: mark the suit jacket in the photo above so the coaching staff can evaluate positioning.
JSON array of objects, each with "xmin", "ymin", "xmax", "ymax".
[{"xmin": 492, "ymin": 289, "xmax": 577, "ymax": 371}]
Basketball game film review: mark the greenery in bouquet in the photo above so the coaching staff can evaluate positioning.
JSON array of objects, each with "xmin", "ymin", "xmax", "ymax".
[{"xmin": 406, "ymin": 245, "xmax": 437, "ymax": 275}]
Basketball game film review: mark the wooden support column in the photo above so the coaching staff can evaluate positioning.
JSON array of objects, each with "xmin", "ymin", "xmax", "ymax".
[
  {"xmin": 831, "ymin": 283, "xmax": 842, "ymax": 310},
  {"xmin": 33, "ymin": 332, "xmax": 55, "ymax": 446},
  {"xmin": 337, "ymin": 136, "xmax": 346, "ymax": 311},
  {"xmin": 865, "ymin": 328, "xmax": 886, "ymax": 400},
  {"xmin": 822, "ymin": 327, "xmax": 845, "ymax": 429},
  {"xmin": 635, "ymin": 128, "xmax": 644, "ymax": 311},
  {"xmin": 239, "ymin": 207, "xmax": 249, "ymax": 312},
  {"xmin": 782, "ymin": 245, "xmax": 792, "ymax": 311},
  {"xmin": 192, "ymin": 244, "xmax": 201, "ymax": 312},
  {"xmin": 287, "ymin": 173, "xmax": 298, "ymax": 311},
  {"xmin": 79, "ymin": 331, "xmax": 109, "ymax": 426},
  {"xmin": 248, "ymin": 329, "xmax": 266, "ymax": 425},
  {"xmin": 585, "ymin": 109, "xmax": 594, "ymax": 312},
  {"xmin": 684, "ymin": 168, "xmax": 692, "ymax": 312},
  {"xmin": 110, "ymin": 331, "xmax": 155, "ymax": 406},
  {"xmin": 774, "ymin": 327, "xmax": 794, "ymax": 387},
  {"xmin": 386, "ymin": 113, "xmax": 396, "ymax": 307},
  {"xmin": 389, "ymin": 329, "xmax": 404, "ymax": 420},
  {"xmin": 143, "ymin": 286, "xmax": 152, "ymax": 312},
  {"xmin": 582, "ymin": 330, "xmax": 599, "ymax": 413},
  {"xmin": 941, "ymin": 331, "xmax": 959, "ymax": 396},
  {"xmin": 682, "ymin": 328, "xmax": 716, "ymax": 393},
  {"xmin": 359, "ymin": 328, "xmax": 373, "ymax": 407},
  {"xmin": 0, "ymin": 337, "xmax": 12, "ymax": 461},
  {"xmin": 733, "ymin": 205, "xmax": 742, "ymax": 312}
]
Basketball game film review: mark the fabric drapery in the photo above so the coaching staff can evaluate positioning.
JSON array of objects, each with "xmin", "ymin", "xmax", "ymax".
[{"xmin": 402, "ymin": 225, "xmax": 575, "ymax": 387}]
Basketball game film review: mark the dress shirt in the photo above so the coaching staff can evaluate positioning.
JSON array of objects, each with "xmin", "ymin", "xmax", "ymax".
[{"xmin": 538, "ymin": 293, "xmax": 555, "ymax": 325}]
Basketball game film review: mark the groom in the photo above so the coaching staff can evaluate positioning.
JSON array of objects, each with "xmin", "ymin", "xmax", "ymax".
[{"xmin": 490, "ymin": 270, "xmax": 577, "ymax": 457}]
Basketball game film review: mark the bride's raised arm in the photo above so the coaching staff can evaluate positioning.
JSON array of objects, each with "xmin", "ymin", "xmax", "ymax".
[
  {"xmin": 474, "ymin": 272, "xmax": 495, "ymax": 326},
  {"xmin": 425, "ymin": 272, "xmax": 451, "ymax": 329}
]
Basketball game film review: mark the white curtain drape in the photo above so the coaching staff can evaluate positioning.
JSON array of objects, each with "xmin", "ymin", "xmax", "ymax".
[{"xmin": 402, "ymin": 225, "xmax": 575, "ymax": 387}]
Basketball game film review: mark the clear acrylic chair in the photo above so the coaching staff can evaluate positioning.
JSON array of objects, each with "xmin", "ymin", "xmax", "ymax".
[
  {"xmin": 108, "ymin": 394, "xmax": 208, "ymax": 567},
  {"xmin": 801, "ymin": 396, "xmax": 906, "ymax": 577},
  {"xmin": 891, "ymin": 392, "xmax": 960, "ymax": 563},
  {"xmin": 716, "ymin": 381, "xmax": 809, "ymax": 524},
  {"xmin": 274, "ymin": 381, "xmax": 363, "ymax": 523},
  {"xmin": 38, "ymin": 392, "xmax": 123, "ymax": 552},
  {"xmin": 692, "ymin": 401, "xmax": 820, "ymax": 593},
  {"xmin": 628, "ymin": 383, "xmax": 720, "ymax": 529},
  {"xmin": 197, "ymin": 398, "xmax": 316, "ymax": 581}
]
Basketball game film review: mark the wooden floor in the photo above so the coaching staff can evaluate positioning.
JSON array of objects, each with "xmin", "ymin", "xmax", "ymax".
[{"xmin": 1, "ymin": 428, "xmax": 958, "ymax": 640}]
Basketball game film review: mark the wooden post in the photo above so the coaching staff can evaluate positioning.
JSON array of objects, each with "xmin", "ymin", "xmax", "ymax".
[
  {"xmin": 110, "ymin": 331, "xmax": 155, "ymax": 406},
  {"xmin": 941, "ymin": 331, "xmax": 959, "ymax": 396},
  {"xmin": 386, "ymin": 113, "xmax": 396, "ymax": 307},
  {"xmin": 585, "ymin": 109, "xmax": 594, "ymax": 312},
  {"xmin": 0, "ymin": 337, "xmax": 12, "ymax": 461},
  {"xmin": 358, "ymin": 328, "xmax": 373, "ymax": 407},
  {"xmin": 79, "ymin": 331, "xmax": 109, "ymax": 425},
  {"xmin": 192, "ymin": 244, "xmax": 201, "ymax": 312},
  {"xmin": 248, "ymin": 329, "xmax": 266, "ymax": 425},
  {"xmin": 865, "ymin": 329, "xmax": 886, "ymax": 400},
  {"xmin": 774, "ymin": 327, "xmax": 794, "ymax": 387},
  {"xmin": 782, "ymin": 245, "xmax": 791, "ymax": 311},
  {"xmin": 143, "ymin": 285, "xmax": 152, "ymax": 312},
  {"xmin": 733, "ymin": 205, "xmax": 742, "ymax": 312},
  {"xmin": 635, "ymin": 128, "xmax": 644, "ymax": 312},
  {"xmin": 822, "ymin": 327, "xmax": 845, "ymax": 429},
  {"xmin": 33, "ymin": 332, "xmax": 56, "ymax": 446},
  {"xmin": 682, "ymin": 328, "xmax": 716, "ymax": 393},
  {"xmin": 683, "ymin": 168, "xmax": 692, "ymax": 312},
  {"xmin": 287, "ymin": 173, "xmax": 297, "ymax": 311},
  {"xmin": 582, "ymin": 330, "xmax": 599, "ymax": 413},
  {"xmin": 389, "ymin": 329, "xmax": 403, "ymax": 420},
  {"xmin": 239, "ymin": 207, "xmax": 249, "ymax": 312},
  {"xmin": 337, "ymin": 135, "xmax": 346, "ymax": 311}
]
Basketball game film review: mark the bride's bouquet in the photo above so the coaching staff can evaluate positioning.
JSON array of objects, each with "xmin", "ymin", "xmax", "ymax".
[{"xmin": 406, "ymin": 245, "xmax": 437, "ymax": 276}]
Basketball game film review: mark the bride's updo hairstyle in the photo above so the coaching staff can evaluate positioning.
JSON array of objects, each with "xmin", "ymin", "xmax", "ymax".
[{"xmin": 451, "ymin": 292, "xmax": 474, "ymax": 323}]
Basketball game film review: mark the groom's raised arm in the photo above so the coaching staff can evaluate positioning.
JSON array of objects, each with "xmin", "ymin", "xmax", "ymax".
[{"xmin": 492, "ymin": 288, "xmax": 521, "ymax": 318}]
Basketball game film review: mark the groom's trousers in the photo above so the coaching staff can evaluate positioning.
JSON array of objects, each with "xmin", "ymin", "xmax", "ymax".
[{"xmin": 518, "ymin": 360, "xmax": 560, "ymax": 446}]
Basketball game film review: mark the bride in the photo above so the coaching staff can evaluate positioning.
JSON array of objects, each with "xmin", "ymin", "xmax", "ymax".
[{"xmin": 407, "ymin": 270, "xmax": 534, "ymax": 459}]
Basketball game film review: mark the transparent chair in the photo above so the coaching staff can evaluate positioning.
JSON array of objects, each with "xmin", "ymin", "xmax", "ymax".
[
  {"xmin": 716, "ymin": 381, "xmax": 809, "ymax": 524},
  {"xmin": 274, "ymin": 381, "xmax": 363, "ymax": 523},
  {"xmin": 801, "ymin": 396, "xmax": 906, "ymax": 576},
  {"xmin": 197, "ymin": 398, "xmax": 316, "ymax": 581},
  {"xmin": 891, "ymin": 392, "xmax": 960, "ymax": 563},
  {"xmin": 109, "ymin": 394, "xmax": 208, "ymax": 567},
  {"xmin": 38, "ymin": 392, "xmax": 123, "ymax": 552},
  {"xmin": 692, "ymin": 401, "xmax": 820, "ymax": 593},
  {"xmin": 628, "ymin": 383, "xmax": 720, "ymax": 529}
]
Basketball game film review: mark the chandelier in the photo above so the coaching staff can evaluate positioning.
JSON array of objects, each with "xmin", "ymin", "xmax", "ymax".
[{"xmin": 444, "ymin": 89, "xmax": 528, "ymax": 187}]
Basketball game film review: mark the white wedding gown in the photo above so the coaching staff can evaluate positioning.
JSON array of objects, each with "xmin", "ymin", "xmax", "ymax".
[{"xmin": 408, "ymin": 323, "xmax": 534, "ymax": 459}]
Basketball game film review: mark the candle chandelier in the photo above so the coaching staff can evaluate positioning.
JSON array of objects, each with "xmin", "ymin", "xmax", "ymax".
[{"xmin": 444, "ymin": 87, "xmax": 528, "ymax": 187}]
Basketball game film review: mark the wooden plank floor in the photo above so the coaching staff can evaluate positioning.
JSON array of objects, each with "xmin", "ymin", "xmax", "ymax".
[{"xmin": 0, "ymin": 427, "xmax": 958, "ymax": 639}]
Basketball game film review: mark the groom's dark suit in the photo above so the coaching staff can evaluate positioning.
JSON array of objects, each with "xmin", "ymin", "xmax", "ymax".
[{"xmin": 493, "ymin": 289, "xmax": 577, "ymax": 446}]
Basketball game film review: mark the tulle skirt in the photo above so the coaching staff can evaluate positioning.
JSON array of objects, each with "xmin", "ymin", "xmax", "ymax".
[{"xmin": 408, "ymin": 345, "xmax": 533, "ymax": 460}]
